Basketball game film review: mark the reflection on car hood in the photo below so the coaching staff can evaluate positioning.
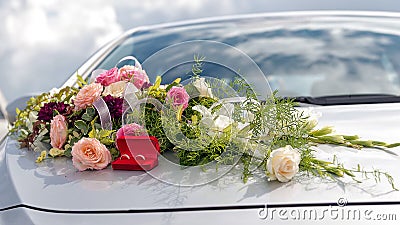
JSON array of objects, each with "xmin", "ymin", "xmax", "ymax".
[{"xmin": 1, "ymin": 103, "xmax": 400, "ymax": 212}]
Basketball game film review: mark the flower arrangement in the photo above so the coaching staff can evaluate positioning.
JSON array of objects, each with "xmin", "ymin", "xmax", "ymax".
[{"xmin": 11, "ymin": 56, "xmax": 400, "ymax": 189}]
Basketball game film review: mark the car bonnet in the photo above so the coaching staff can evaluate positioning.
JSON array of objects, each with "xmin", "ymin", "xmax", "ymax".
[{"xmin": 1, "ymin": 103, "xmax": 400, "ymax": 212}]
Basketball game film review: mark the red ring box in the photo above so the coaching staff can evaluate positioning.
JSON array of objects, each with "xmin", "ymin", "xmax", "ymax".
[{"xmin": 111, "ymin": 136, "xmax": 160, "ymax": 171}]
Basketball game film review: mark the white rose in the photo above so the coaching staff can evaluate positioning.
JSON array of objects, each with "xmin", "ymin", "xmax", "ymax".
[
  {"xmin": 102, "ymin": 81, "xmax": 127, "ymax": 97},
  {"xmin": 193, "ymin": 77, "xmax": 213, "ymax": 98},
  {"xmin": 266, "ymin": 145, "xmax": 301, "ymax": 182}
]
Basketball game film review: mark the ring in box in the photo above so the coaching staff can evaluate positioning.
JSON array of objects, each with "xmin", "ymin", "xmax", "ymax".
[{"xmin": 111, "ymin": 136, "xmax": 160, "ymax": 171}]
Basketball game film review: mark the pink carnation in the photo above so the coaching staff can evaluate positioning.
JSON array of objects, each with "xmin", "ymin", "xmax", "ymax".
[
  {"xmin": 95, "ymin": 67, "xmax": 120, "ymax": 86},
  {"xmin": 74, "ymin": 83, "xmax": 103, "ymax": 111},
  {"xmin": 116, "ymin": 123, "xmax": 147, "ymax": 138},
  {"xmin": 71, "ymin": 138, "xmax": 112, "ymax": 171},
  {"xmin": 119, "ymin": 65, "xmax": 149, "ymax": 89},
  {"xmin": 166, "ymin": 86, "xmax": 190, "ymax": 110},
  {"xmin": 50, "ymin": 115, "xmax": 68, "ymax": 149}
]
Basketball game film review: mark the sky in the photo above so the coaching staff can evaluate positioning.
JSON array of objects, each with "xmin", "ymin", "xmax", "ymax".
[{"xmin": 1, "ymin": 0, "xmax": 400, "ymax": 104}]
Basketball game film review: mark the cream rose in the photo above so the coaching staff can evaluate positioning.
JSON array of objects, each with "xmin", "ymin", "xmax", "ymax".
[
  {"xmin": 193, "ymin": 77, "xmax": 213, "ymax": 98},
  {"xmin": 266, "ymin": 145, "xmax": 301, "ymax": 182},
  {"xmin": 102, "ymin": 81, "xmax": 127, "ymax": 97},
  {"xmin": 71, "ymin": 138, "xmax": 112, "ymax": 171},
  {"xmin": 50, "ymin": 115, "xmax": 68, "ymax": 149},
  {"xmin": 74, "ymin": 83, "xmax": 103, "ymax": 111}
]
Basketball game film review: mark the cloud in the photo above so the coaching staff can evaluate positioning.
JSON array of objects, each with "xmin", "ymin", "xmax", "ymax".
[
  {"xmin": 1, "ymin": 0, "xmax": 400, "ymax": 103},
  {"xmin": 0, "ymin": 0, "xmax": 122, "ymax": 101}
]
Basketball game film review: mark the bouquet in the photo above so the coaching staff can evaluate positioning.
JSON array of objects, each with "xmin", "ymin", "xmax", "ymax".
[{"xmin": 11, "ymin": 56, "xmax": 400, "ymax": 189}]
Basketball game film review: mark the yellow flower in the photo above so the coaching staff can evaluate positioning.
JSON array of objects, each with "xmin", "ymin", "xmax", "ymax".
[
  {"xmin": 49, "ymin": 148, "xmax": 66, "ymax": 157},
  {"xmin": 35, "ymin": 151, "xmax": 47, "ymax": 163}
]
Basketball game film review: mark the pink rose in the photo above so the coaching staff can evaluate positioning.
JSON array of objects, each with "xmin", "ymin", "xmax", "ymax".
[
  {"xmin": 166, "ymin": 86, "xmax": 190, "ymax": 110},
  {"xmin": 50, "ymin": 115, "xmax": 68, "ymax": 149},
  {"xmin": 119, "ymin": 65, "xmax": 149, "ymax": 89},
  {"xmin": 116, "ymin": 123, "xmax": 147, "ymax": 138},
  {"xmin": 74, "ymin": 83, "xmax": 103, "ymax": 111},
  {"xmin": 71, "ymin": 138, "xmax": 112, "ymax": 171},
  {"xmin": 95, "ymin": 67, "xmax": 120, "ymax": 86}
]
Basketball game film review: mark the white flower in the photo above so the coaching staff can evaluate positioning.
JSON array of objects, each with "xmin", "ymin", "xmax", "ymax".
[
  {"xmin": 214, "ymin": 115, "xmax": 233, "ymax": 132},
  {"xmin": 298, "ymin": 107, "xmax": 322, "ymax": 130},
  {"xmin": 192, "ymin": 103, "xmax": 234, "ymax": 134},
  {"xmin": 158, "ymin": 84, "xmax": 167, "ymax": 89},
  {"xmin": 102, "ymin": 81, "xmax": 127, "ymax": 97},
  {"xmin": 266, "ymin": 145, "xmax": 301, "ymax": 182},
  {"xmin": 193, "ymin": 77, "xmax": 213, "ymax": 98}
]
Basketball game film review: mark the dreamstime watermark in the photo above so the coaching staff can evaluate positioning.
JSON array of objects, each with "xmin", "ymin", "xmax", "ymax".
[{"xmin": 258, "ymin": 198, "xmax": 397, "ymax": 221}]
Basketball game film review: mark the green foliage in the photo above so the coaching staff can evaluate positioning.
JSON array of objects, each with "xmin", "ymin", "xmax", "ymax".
[
  {"xmin": 191, "ymin": 55, "xmax": 205, "ymax": 78},
  {"xmin": 81, "ymin": 107, "xmax": 96, "ymax": 121},
  {"xmin": 144, "ymin": 104, "xmax": 173, "ymax": 153}
]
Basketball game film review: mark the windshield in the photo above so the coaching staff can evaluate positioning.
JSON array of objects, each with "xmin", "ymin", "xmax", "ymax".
[{"xmin": 96, "ymin": 15, "xmax": 400, "ymax": 98}]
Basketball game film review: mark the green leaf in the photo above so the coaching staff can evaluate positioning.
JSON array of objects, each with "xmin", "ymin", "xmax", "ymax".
[
  {"xmin": 77, "ymin": 74, "xmax": 87, "ymax": 87},
  {"xmin": 386, "ymin": 143, "xmax": 400, "ymax": 148},
  {"xmin": 87, "ymin": 107, "xmax": 96, "ymax": 116},
  {"xmin": 309, "ymin": 126, "xmax": 334, "ymax": 137},
  {"xmin": 343, "ymin": 135, "xmax": 359, "ymax": 141},
  {"xmin": 74, "ymin": 120, "xmax": 88, "ymax": 134},
  {"xmin": 81, "ymin": 114, "xmax": 92, "ymax": 121},
  {"xmin": 318, "ymin": 135, "xmax": 345, "ymax": 144},
  {"xmin": 165, "ymin": 82, "xmax": 179, "ymax": 92},
  {"xmin": 98, "ymin": 130, "xmax": 114, "ymax": 139},
  {"xmin": 154, "ymin": 76, "xmax": 162, "ymax": 89},
  {"xmin": 350, "ymin": 140, "xmax": 374, "ymax": 148},
  {"xmin": 64, "ymin": 148, "xmax": 72, "ymax": 157},
  {"xmin": 88, "ymin": 128, "xmax": 96, "ymax": 138},
  {"xmin": 176, "ymin": 104, "xmax": 184, "ymax": 121},
  {"xmin": 100, "ymin": 138, "xmax": 115, "ymax": 146},
  {"xmin": 371, "ymin": 141, "xmax": 387, "ymax": 146},
  {"xmin": 74, "ymin": 120, "xmax": 86, "ymax": 130},
  {"xmin": 82, "ymin": 107, "xmax": 95, "ymax": 121},
  {"xmin": 109, "ymin": 148, "xmax": 120, "ymax": 160},
  {"xmin": 165, "ymin": 78, "xmax": 181, "ymax": 92},
  {"xmin": 94, "ymin": 123, "xmax": 102, "ymax": 130}
]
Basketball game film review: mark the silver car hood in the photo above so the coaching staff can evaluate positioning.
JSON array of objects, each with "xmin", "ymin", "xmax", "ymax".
[{"xmin": 1, "ymin": 103, "xmax": 400, "ymax": 212}]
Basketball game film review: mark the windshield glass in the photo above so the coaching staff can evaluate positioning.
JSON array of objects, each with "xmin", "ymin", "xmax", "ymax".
[{"xmin": 96, "ymin": 15, "xmax": 400, "ymax": 97}]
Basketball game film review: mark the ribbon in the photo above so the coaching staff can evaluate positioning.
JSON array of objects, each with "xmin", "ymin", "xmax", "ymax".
[
  {"xmin": 93, "ymin": 98, "xmax": 113, "ymax": 130},
  {"xmin": 90, "ymin": 55, "xmax": 143, "ymax": 130},
  {"xmin": 115, "ymin": 56, "xmax": 142, "ymax": 70}
]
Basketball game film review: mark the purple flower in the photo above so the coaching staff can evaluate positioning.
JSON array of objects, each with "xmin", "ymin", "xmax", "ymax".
[
  {"xmin": 141, "ymin": 81, "xmax": 153, "ymax": 90},
  {"xmin": 103, "ymin": 95, "xmax": 123, "ymax": 119},
  {"xmin": 38, "ymin": 102, "xmax": 71, "ymax": 122}
]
